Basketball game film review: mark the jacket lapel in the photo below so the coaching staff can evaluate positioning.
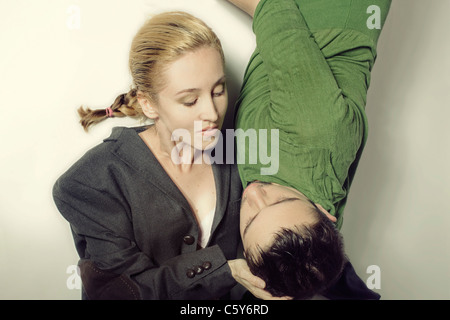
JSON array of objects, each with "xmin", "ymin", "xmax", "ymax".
[
  {"xmin": 210, "ymin": 162, "xmax": 230, "ymax": 235},
  {"xmin": 107, "ymin": 127, "xmax": 193, "ymax": 215},
  {"xmin": 106, "ymin": 127, "xmax": 231, "ymax": 233}
]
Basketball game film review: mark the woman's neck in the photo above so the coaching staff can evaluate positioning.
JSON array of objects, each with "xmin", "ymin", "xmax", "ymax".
[{"xmin": 139, "ymin": 125, "xmax": 204, "ymax": 173}]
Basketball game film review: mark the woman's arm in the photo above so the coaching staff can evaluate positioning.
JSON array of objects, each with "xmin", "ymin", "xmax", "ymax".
[
  {"xmin": 55, "ymin": 174, "xmax": 283, "ymax": 299},
  {"xmin": 53, "ymin": 173, "xmax": 235, "ymax": 299},
  {"xmin": 226, "ymin": 0, "xmax": 260, "ymax": 17}
]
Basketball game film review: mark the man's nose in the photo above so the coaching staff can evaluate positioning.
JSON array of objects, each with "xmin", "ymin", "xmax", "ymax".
[{"xmin": 246, "ymin": 183, "xmax": 267, "ymax": 210}]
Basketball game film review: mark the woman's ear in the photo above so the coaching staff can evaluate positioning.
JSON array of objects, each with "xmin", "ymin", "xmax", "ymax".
[
  {"xmin": 315, "ymin": 203, "xmax": 337, "ymax": 223},
  {"xmin": 138, "ymin": 91, "xmax": 159, "ymax": 120}
]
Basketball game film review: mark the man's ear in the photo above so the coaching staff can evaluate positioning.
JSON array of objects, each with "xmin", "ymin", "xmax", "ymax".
[
  {"xmin": 138, "ymin": 91, "xmax": 159, "ymax": 120},
  {"xmin": 315, "ymin": 203, "xmax": 337, "ymax": 223}
]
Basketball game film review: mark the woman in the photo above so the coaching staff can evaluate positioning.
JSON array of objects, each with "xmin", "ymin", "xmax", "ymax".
[{"xmin": 53, "ymin": 11, "xmax": 266, "ymax": 300}]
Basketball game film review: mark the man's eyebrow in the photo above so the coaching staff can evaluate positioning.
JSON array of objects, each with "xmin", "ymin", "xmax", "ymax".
[{"xmin": 243, "ymin": 198, "xmax": 301, "ymax": 237}]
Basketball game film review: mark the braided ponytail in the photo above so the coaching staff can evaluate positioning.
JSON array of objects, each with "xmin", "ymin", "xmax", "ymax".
[
  {"xmin": 77, "ymin": 89, "xmax": 143, "ymax": 131},
  {"xmin": 77, "ymin": 11, "xmax": 224, "ymax": 132}
]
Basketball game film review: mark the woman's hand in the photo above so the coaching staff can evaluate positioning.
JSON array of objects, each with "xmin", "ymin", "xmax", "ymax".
[
  {"xmin": 228, "ymin": 259, "xmax": 292, "ymax": 300},
  {"xmin": 225, "ymin": 0, "xmax": 260, "ymax": 17}
]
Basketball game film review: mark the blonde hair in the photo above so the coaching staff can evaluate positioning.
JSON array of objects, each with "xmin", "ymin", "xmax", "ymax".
[{"xmin": 78, "ymin": 11, "xmax": 225, "ymax": 131}]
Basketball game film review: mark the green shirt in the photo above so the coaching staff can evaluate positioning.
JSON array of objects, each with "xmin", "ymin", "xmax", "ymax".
[{"xmin": 235, "ymin": 0, "xmax": 391, "ymax": 229}]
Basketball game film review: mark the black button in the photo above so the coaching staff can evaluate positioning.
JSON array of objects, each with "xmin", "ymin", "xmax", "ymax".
[
  {"xmin": 183, "ymin": 235, "xmax": 195, "ymax": 245},
  {"xmin": 194, "ymin": 266, "xmax": 204, "ymax": 275},
  {"xmin": 186, "ymin": 269, "xmax": 195, "ymax": 278},
  {"xmin": 202, "ymin": 261, "xmax": 212, "ymax": 270}
]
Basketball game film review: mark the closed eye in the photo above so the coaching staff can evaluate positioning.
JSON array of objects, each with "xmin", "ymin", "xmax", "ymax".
[
  {"xmin": 212, "ymin": 83, "xmax": 226, "ymax": 97},
  {"xmin": 183, "ymin": 99, "xmax": 198, "ymax": 107},
  {"xmin": 243, "ymin": 197, "xmax": 301, "ymax": 237}
]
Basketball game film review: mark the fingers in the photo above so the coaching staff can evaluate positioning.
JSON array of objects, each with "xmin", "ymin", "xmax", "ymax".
[
  {"xmin": 251, "ymin": 287, "xmax": 293, "ymax": 300},
  {"xmin": 229, "ymin": 259, "xmax": 293, "ymax": 300},
  {"xmin": 247, "ymin": 272, "xmax": 266, "ymax": 289},
  {"xmin": 239, "ymin": 271, "xmax": 265, "ymax": 290}
]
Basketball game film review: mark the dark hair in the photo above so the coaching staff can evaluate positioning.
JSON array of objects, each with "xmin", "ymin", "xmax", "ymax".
[{"xmin": 244, "ymin": 207, "xmax": 346, "ymax": 300}]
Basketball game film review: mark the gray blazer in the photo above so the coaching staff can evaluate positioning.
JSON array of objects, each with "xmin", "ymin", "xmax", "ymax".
[{"xmin": 53, "ymin": 126, "xmax": 243, "ymax": 300}]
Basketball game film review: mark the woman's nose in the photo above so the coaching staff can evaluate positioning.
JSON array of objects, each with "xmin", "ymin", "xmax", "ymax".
[{"xmin": 200, "ymin": 97, "xmax": 219, "ymax": 123}]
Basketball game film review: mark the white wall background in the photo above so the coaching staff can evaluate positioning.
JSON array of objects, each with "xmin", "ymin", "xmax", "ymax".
[{"xmin": 0, "ymin": 0, "xmax": 448, "ymax": 300}]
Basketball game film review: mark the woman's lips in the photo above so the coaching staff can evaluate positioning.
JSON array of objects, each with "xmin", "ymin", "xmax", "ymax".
[{"xmin": 201, "ymin": 127, "xmax": 219, "ymax": 137}]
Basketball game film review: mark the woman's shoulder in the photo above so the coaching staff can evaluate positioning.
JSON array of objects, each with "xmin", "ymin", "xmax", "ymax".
[
  {"xmin": 86, "ymin": 124, "xmax": 149, "ymax": 155},
  {"xmin": 55, "ymin": 126, "xmax": 149, "ymax": 185},
  {"xmin": 72, "ymin": 127, "xmax": 136, "ymax": 167}
]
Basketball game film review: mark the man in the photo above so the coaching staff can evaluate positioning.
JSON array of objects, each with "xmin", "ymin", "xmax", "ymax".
[{"xmin": 227, "ymin": 0, "xmax": 391, "ymax": 299}]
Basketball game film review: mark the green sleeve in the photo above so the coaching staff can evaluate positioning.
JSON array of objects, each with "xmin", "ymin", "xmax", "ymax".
[
  {"xmin": 251, "ymin": 0, "xmax": 390, "ymax": 148},
  {"xmin": 252, "ymin": 0, "xmax": 346, "ymax": 146}
]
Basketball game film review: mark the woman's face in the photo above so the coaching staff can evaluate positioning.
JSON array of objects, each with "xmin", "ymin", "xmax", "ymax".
[{"xmin": 145, "ymin": 46, "xmax": 227, "ymax": 152}]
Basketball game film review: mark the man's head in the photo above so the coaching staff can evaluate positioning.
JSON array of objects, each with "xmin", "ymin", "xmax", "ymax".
[{"xmin": 240, "ymin": 181, "xmax": 346, "ymax": 299}]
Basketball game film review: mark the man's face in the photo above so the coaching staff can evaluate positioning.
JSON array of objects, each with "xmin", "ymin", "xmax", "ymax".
[{"xmin": 239, "ymin": 181, "xmax": 318, "ymax": 255}]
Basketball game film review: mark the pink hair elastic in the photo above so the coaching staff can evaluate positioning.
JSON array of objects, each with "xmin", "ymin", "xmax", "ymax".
[{"xmin": 105, "ymin": 107, "xmax": 114, "ymax": 118}]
